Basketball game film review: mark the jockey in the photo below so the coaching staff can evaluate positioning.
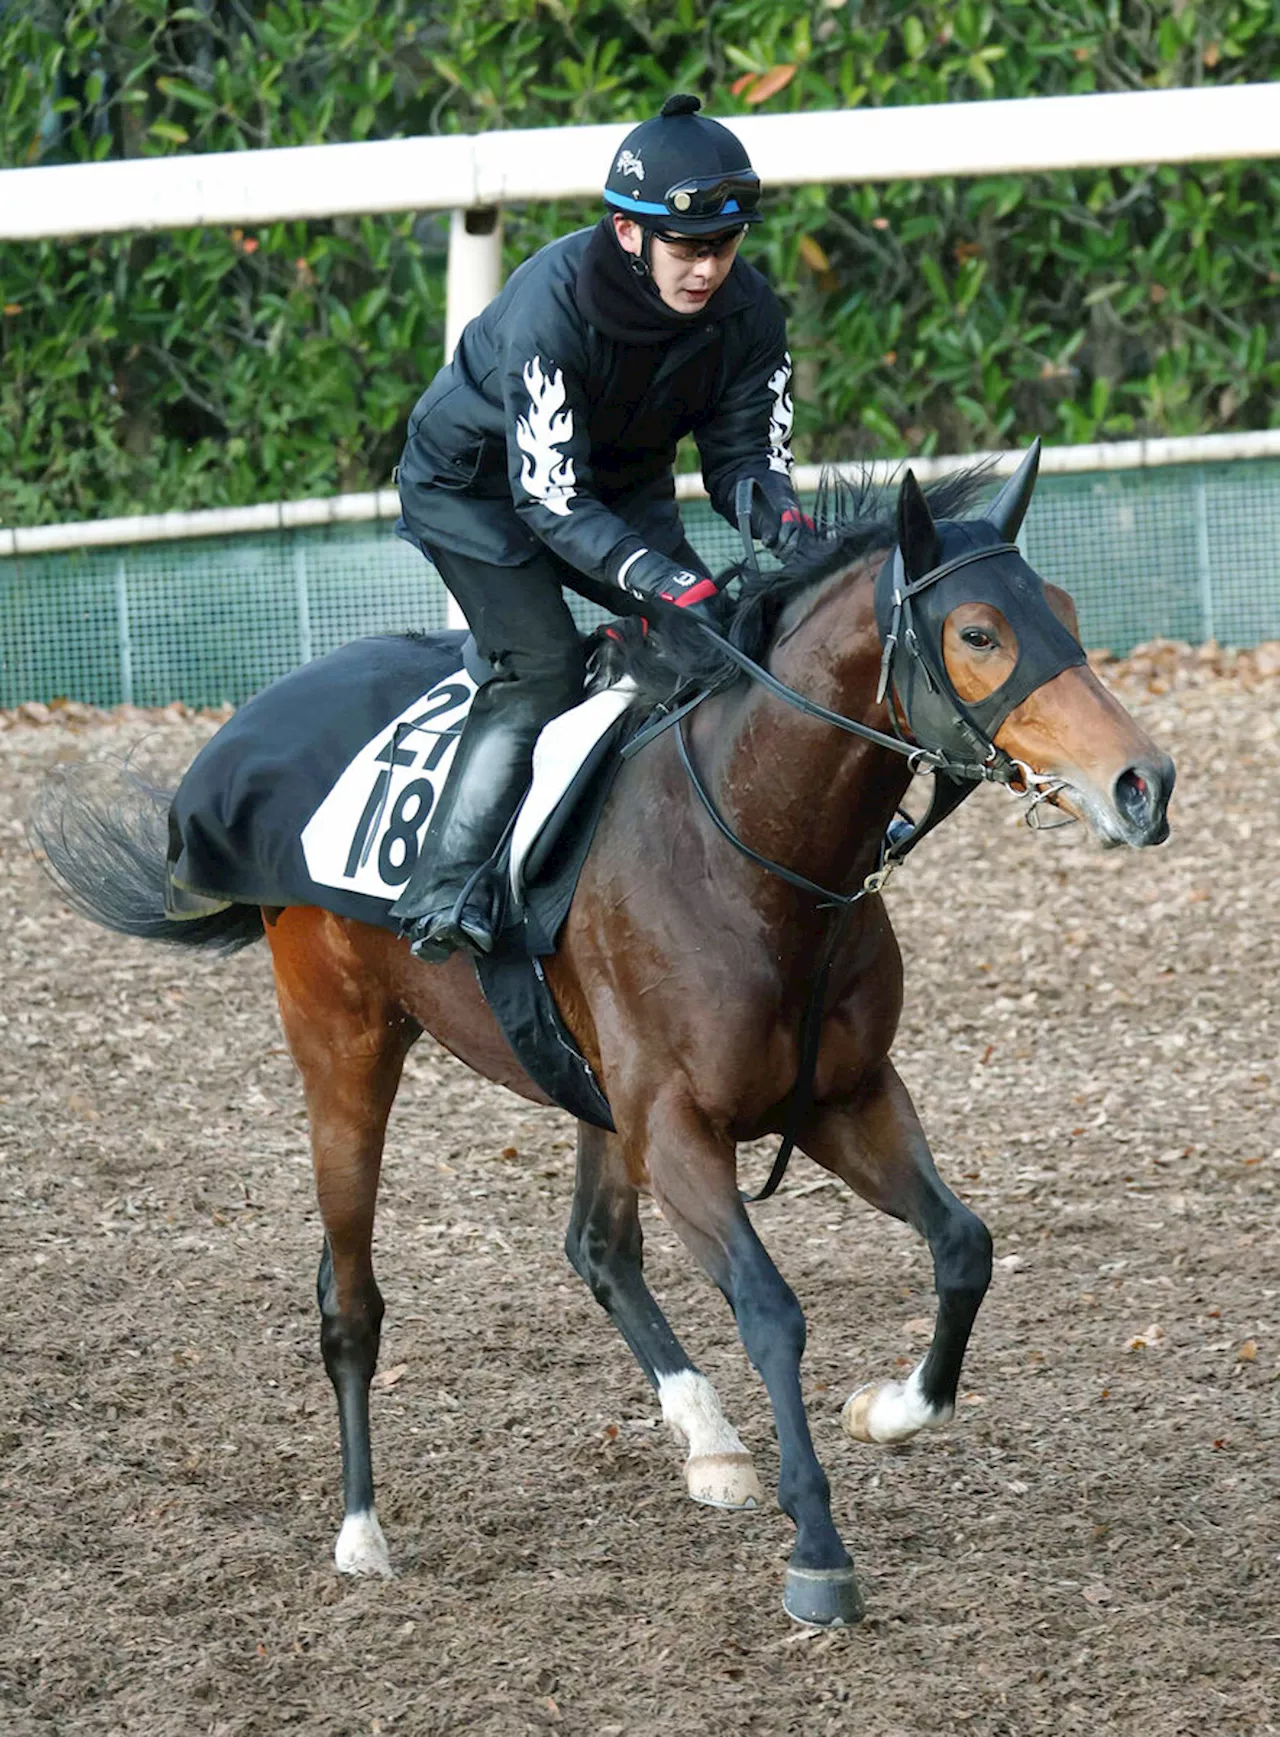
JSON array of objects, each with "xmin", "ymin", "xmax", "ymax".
[{"xmin": 391, "ymin": 93, "xmax": 812, "ymax": 962}]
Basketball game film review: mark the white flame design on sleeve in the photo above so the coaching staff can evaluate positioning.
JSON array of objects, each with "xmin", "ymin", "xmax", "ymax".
[
  {"xmin": 766, "ymin": 351, "xmax": 795, "ymax": 476},
  {"xmin": 516, "ymin": 356, "xmax": 578, "ymax": 518}
]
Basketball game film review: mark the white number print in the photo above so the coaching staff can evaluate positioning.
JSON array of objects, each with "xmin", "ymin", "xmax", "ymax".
[{"xmin": 300, "ymin": 670, "xmax": 479, "ymax": 902}]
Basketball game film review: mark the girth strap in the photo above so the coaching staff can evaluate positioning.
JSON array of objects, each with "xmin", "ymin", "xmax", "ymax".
[{"xmin": 742, "ymin": 916, "xmax": 844, "ymax": 1203}]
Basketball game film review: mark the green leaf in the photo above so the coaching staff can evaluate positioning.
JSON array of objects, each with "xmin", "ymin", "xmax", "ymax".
[{"xmin": 156, "ymin": 77, "xmax": 219, "ymax": 115}]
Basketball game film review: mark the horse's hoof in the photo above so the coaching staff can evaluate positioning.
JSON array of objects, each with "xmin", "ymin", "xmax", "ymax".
[
  {"xmin": 334, "ymin": 1510, "xmax": 393, "ymax": 1578},
  {"xmin": 842, "ymin": 1379, "xmax": 921, "ymax": 1444},
  {"xmin": 842, "ymin": 1374, "xmax": 948, "ymax": 1445},
  {"xmin": 841, "ymin": 1382, "xmax": 882, "ymax": 1443},
  {"xmin": 783, "ymin": 1564, "xmax": 865, "ymax": 1628},
  {"xmin": 686, "ymin": 1451, "xmax": 763, "ymax": 1510}
]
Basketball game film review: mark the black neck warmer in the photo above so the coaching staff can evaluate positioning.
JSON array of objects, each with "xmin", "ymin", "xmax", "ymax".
[{"xmin": 576, "ymin": 216, "xmax": 748, "ymax": 346}]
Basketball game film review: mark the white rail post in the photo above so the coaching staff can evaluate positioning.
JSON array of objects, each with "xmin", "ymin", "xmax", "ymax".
[
  {"xmin": 442, "ymin": 206, "xmax": 503, "ymax": 629},
  {"xmin": 445, "ymin": 206, "xmax": 502, "ymax": 361},
  {"xmin": 114, "ymin": 554, "xmax": 133, "ymax": 705}
]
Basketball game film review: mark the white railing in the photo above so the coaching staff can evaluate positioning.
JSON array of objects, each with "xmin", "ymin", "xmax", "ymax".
[
  {"xmin": 5, "ymin": 80, "xmax": 1279, "ymax": 641},
  {"xmin": 3, "ymin": 84, "xmax": 1279, "ymax": 356},
  {"xmin": 5, "ymin": 85, "xmax": 1279, "ymax": 237},
  {"xmin": 6, "ymin": 428, "xmax": 1280, "ymax": 560}
]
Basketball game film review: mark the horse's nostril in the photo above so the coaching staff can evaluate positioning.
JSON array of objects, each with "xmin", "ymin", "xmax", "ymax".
[{"xmin": 1114, "ymin": 765, "xmax": 1161, "ymax": 834}]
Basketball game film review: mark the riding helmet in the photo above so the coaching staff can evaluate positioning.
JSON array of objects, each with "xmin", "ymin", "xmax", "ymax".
[{"xmin": 603, "ymin": 94, "xmax": 764, "ymax": 235}]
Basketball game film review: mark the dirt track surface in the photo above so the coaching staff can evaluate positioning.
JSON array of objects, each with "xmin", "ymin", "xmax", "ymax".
[{"xmin": 1, "ymin": 648, "xmax": 1278, "ymax": 1737}]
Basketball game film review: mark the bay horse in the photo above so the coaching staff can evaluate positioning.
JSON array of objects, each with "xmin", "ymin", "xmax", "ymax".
[{"xmin": 32, "ymin": 450, "xmax": 1174, "ymax": 1626}]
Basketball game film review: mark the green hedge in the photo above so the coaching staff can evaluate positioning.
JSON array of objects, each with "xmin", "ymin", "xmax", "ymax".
[{"xmin": 2, "ymin": 0, "xmax": 1277, "ymax": 526}]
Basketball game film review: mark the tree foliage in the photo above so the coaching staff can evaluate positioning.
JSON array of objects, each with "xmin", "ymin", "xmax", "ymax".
[{"xmin": 1, "ymin": 0, "xmax": 1277, "ymax": 525}]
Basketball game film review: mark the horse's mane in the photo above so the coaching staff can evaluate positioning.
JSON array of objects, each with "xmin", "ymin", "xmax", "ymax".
[{"xmin": 613, "ymin": 461, "xmax": 997, "ymax": 702}]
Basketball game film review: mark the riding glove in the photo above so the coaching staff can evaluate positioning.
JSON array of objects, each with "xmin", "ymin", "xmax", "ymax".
[
  {"xmin": 612, "ymin": 546, "xmax": 720, "ymax": 626},
  {"xmin": 771, "ymin": 501, "xmax": 817, "ymax": 561},
  {"xmin": 753, "ymin": 474, "xmax": 817, "ymax": 563}
]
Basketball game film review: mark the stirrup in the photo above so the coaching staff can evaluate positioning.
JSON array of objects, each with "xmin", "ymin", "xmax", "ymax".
[
  {"xmin": 403, "ymin": 864, "xmax": 503, "ymax": 963},
  {"xmin": 407, "ymin": 900, "xmax": 496, "ymax": 964}
]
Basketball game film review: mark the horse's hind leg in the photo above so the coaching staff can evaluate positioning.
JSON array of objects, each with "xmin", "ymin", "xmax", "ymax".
[
  {"xmin": 566, "ymin": 1123, "xmax": 762, "ymax": 1509},
  {"xmin": 801, "ymin": 1059, "xmax": 993, "ymax": 1444},
  {"xmin": 267, "ymin": 909, "xmax": 418, "ymax": 1577}
]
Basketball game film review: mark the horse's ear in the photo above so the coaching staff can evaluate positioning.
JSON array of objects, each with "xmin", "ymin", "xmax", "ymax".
[
  {"xmin": 985, "ymin": 437, "xmax": 1041, "ymax": 541},
  {"xmin": 896, "ymin": 468, "xmax": 940, "ymax": 580}
]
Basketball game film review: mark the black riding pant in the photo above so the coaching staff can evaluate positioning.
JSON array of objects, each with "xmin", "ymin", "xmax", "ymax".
[
  {"xmin": 424, "ymin": 500, "xmax": 705, "ymax": 690},
  {"xmin": 388, "ymin": 542, "xmax": 592, "ymax": 921},
  {"xmin": 427, "ymin": 542, "xmax": 589, "ymax": 709}
]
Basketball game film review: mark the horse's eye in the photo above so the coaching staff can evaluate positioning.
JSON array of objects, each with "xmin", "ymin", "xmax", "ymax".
[{"xmin": 961, "ymin": 626, "xmax": 995, "ymax": 650}]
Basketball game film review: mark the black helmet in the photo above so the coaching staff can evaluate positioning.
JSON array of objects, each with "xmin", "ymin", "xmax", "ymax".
[{"xmin": 603, "ymin": 93, "xmax": 763, "ymax": 235}]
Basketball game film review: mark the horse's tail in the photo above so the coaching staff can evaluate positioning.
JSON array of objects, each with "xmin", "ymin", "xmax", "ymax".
[{"xmin": 28, "ymin": 758, "xmax": 264, "ymax": 954}]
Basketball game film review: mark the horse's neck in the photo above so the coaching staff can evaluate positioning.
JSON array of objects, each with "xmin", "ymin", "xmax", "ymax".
[{"xmin": 703, "ymin": 555, "xmax": 910, "ymax": 903}]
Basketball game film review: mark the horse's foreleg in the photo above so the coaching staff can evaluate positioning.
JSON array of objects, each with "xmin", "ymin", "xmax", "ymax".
[
  {"xmin": 267, "ymin": 909, "xmax": 417, "ymax": 1578},
  {"xmin": 641, "ymin": 1100, "xmax": 861, "ymax": 1627},
  {"xmin": 801, "ymin": 1060, "xmax": 993, "ymax": 1445},
  {"xmin": 566, "ymin": 1123, "xmax": 762, "ymax": 1509}
]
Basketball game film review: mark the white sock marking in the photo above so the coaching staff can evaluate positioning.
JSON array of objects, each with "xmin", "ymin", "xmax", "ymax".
[
  {"xmin": 657, "ymin": 1369, "xmax": 749, "ymax": 1459},
  {"xmin": 857, "ymin": 1363, "xmax": 953, "ymax": 1444},
  {"xmin": 657, "ymin": 1369, "xmax": 761, "ymax": 1507},
  {"xmin": 334, "ymin": 1508, "xmax": 392, "ymax": 1578}
]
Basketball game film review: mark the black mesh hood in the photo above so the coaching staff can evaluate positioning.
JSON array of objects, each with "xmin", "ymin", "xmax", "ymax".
[{"xmin": 874, "ymin": 520, "xmax": 1087, "ymax": 757}]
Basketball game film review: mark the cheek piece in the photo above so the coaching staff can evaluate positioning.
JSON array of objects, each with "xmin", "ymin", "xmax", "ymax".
[{"xmin": 873, "ymin": 533, "xmax": 1087, "ymax": 774}]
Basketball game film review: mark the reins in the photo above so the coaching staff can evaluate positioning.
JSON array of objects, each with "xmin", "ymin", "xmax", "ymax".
[
  {"xmin": 622, "ymin": 610, "xmax": 1012, "ymax": 786},
  {"xmin": 620, "ymin": 537, "xmax": 1029, "ymax": 1204},
  {"xmin": 560, "ymin": 524, "xmax": 1044, "ymax": 1205},
  {"xmin": 673, "ymin": 712, "xmax": 897, "ymax": 910}
]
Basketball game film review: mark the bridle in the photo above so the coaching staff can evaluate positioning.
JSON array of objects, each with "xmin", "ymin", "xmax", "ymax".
[
  {"xmin": 615, "ymin": 526, "xmax": 1083, "ymax": 1202},
  {"xmin": 622, "ymin": 536, "xmax": 1035, "ymax": 911},
  {"xmin": 875, "ymin": 541, "xmax": 1026, "ymax": 780},
  {"xmin": 559, "ymin": 445, "xmax": 1073, "ymax": 1199}
]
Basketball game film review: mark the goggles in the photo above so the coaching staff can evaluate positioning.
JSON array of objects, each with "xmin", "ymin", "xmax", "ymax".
[
  {"xmin": 651, "ymin": 226, "xmax": 746, "ymax": 260},
  {"xmin": 663, "ymin": 171, "xmax": 761, "ymax": 220}
]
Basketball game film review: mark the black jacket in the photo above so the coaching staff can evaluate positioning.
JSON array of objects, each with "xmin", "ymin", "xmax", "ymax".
[{"xmin": 395, "ymin": 223, "xmax": 796, "ymax": 583}]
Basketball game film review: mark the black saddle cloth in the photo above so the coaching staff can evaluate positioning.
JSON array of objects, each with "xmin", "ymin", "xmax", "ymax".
[
  {"xmin": 168, "ymin": 632, "xmax": 471, "ymax": 924},
  {"xmin": 167, "ymin": 631, "xmax": 628, "ymax": 1128}
]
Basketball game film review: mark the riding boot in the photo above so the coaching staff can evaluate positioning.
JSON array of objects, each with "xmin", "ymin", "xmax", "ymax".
[{"xmin": 388, "ymin": 678, "xmax": 547, "ymax": 962}]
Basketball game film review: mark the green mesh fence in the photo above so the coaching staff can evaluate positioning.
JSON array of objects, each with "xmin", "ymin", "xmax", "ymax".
[{"xmin": 3, "ymin": 458, "xmax": 1279, "ymax": 709}]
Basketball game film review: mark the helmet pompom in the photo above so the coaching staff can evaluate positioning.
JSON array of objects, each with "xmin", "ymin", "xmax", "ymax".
[{"xmin": 661, "ymin": 94, "xmax": 702, "ymax": 118}]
